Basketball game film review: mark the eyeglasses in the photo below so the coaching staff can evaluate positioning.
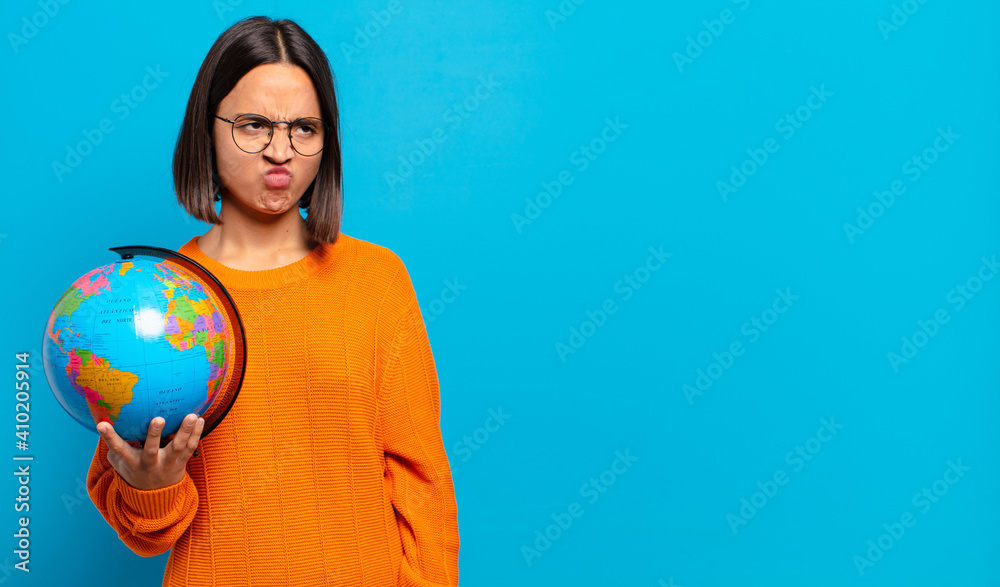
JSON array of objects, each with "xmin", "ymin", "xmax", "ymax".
[{"xmin": 214, "ymin": 113, "xmax": 329, "ymax": 157}]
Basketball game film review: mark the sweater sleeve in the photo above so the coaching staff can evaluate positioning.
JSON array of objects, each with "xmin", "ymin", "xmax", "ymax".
[
  {"xmin": 379, "ymin": 275, "xmax": 461, "ymax": 587},
  {"xmin": 86, "ymin": 438, "xmax": 200, "ymax": 557}
]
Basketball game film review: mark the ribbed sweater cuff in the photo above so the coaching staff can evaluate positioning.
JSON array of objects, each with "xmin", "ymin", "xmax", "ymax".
[{"xmin": 116, "ymin": 473, "xmax": 188, "ymax": 519}]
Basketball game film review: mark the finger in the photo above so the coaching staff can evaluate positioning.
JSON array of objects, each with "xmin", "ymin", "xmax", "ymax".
[
  {"xmin": 97, "ymin": 422, "xmax": 133, "ymax": 472},
  {"xmin": 142, "ymin": 417, "xmax": 165, "ymax": 460},
  {"xmin": 186, "ymin": 418, "xmax": 205, "ymax": 453},
  {"xmin": 170, "ymin": 414, "xmax": 198, "ymax": 456}
]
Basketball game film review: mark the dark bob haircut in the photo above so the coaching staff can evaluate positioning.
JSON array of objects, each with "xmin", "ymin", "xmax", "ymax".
[{"xmin": 173, "ymin": 16, "xmax": 343, "ymax": 244}]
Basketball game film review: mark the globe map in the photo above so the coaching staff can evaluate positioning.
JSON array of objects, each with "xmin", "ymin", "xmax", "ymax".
[{"xmin": 42, "ymin": 258, "xmax": 232, "ymax": 442}]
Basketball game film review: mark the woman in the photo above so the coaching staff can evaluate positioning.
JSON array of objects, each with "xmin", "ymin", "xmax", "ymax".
[{"xmin": 87, "ymin": 16, "xmax": 460, "ymax": 586}]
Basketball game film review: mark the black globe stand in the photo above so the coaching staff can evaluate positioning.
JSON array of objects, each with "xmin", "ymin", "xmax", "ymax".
[{"xmin": 109, "ymin": 245, "xmax": 247, "ymax": 450}]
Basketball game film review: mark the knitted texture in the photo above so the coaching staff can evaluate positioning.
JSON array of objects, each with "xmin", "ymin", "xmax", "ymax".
[{"xmin": 86, "ymin": 233, "xmax": 460, "ymax": 587}]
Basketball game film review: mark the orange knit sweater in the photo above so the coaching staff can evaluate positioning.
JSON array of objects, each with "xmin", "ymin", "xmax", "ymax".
[{"xmin": 86, "ymin": 233, "xmax": 460, "ymax": 586}]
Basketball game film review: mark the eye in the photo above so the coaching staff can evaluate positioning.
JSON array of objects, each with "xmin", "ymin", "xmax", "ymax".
[
  {"xmin": 293, "ymin": 121, "xmax": 319, "ymax": 135},
  {"xmin": 234, "ymin": 116, "xmax": 271, "ymax": 132}
]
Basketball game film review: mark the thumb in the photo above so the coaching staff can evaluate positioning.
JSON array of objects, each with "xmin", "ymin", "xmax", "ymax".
[{"xmin": 97, "ymin": 422, "xmax": 127, "ymax": 456}]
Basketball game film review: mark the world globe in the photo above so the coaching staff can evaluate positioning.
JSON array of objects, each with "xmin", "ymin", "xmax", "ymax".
[{"xmin": 42, "ymin": 246, "xmax": 245, "ymax": 445}]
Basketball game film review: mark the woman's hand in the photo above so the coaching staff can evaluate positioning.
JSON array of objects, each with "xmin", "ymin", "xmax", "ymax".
[{"xmin": 96, "ymin": 414, "xmax": 205, "ymax": 491}]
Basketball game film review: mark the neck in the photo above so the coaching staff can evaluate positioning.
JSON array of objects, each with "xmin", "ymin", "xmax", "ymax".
[{"xmin": 198, "ymin": 195, "xmax": 317, "ymax": 271}]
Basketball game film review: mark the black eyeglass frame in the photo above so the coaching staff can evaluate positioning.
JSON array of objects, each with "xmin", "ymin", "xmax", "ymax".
[{"xmin": 214, "ymin": 113, "xmax": 331, "ymax": 156}]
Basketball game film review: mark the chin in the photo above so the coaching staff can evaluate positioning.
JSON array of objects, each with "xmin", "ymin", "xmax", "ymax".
[{"xmin": 258, "ymin": 195, "xmax": 297, "ymax": 212}]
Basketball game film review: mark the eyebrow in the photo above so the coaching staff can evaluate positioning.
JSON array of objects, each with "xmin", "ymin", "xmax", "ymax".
[{"xmin": 233, "ymin": 112, "xmax": 321, "ymax": 120}]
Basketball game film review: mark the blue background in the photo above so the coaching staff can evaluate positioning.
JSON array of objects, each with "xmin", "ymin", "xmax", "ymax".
[{"xmin": 1, "ymin": 0, "xmax": 998, "ymax": 585}]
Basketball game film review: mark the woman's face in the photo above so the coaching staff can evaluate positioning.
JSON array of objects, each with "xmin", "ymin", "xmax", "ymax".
[{"xmin": 213, "ymin": 63, "xmax": 324, "ymax": 218}]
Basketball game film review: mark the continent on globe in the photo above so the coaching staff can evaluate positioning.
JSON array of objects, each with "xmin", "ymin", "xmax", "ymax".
[
  {"xmin": 47, "ymin": 264, "xmax": 114, "ymax": 330},
  {"xmin": 68, "ymin": 348, "xmax": 138, "ymax": 424},
  {"xmin": 156, "ymin": 263, "xmax": 228, "ymax": 401}
]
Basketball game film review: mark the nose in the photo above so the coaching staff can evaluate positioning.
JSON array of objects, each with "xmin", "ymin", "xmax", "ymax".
[{"xmin": 262, "ymin": 122, "xmax": 295, "ymax": 162}]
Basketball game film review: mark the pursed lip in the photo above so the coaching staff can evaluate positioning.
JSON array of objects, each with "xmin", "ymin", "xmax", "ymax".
[{"xmin": 265, "ymin": 166, "xmax": 291, "ymax": 176}]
